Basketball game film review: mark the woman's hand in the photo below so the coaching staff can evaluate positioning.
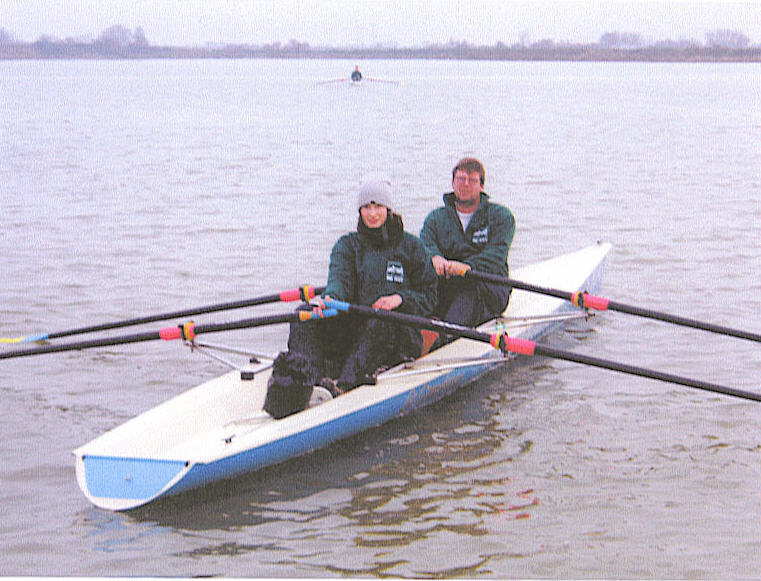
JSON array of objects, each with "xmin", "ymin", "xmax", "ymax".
[
  {"xmin": 312, "ymin": 294, "xmax": 332, "ymax": 316},
  {"xmin": 372, "ymin": 294, "xmax": 402, "ymax": 310}
]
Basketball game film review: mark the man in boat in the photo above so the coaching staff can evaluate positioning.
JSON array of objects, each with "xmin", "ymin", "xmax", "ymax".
[
  {"xmin": 264, "ymin": 178, "xmax": 438, "ymax": 419},
  {"xmin": 351, "ymin": 66, "xmax": 362, "ymax": 82},
  {"xmin": 420, "ymin": 157, "xmax": 515, "ymax": 329}
]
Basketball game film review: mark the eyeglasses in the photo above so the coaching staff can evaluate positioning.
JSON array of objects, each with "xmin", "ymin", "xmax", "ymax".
[{"xmin": 454, "ymin": 175, "xmax": 481, "ymax": 186}]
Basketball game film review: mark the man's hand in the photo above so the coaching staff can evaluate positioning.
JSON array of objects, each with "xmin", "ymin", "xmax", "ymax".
[
  {"xmin": 444, "ymin": 260, "xmax": 471, "ymax": 277},
  {"xmin": 432, "ymin": 255, "xmax": 470, "ymax": 278},
  {"xmin": 431, "ymin": 255, "xmax": 448, "ymax": 277}
]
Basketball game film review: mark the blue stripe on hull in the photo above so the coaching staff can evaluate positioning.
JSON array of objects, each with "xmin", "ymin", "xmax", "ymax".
[
  {"xmin": 168, "ymin": 359, "xmax": 497, "ymax": 498},
  {"xmin": 79, "ymin": 365, "xmax": 490, "ymax": 507},
  {"xmin": 83, "ymin": 455, "xmax": 187, "ymax": 500}
]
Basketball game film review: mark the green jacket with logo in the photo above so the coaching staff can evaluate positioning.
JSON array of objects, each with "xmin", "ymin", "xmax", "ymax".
[
  {"xmin": 324, "ymin": 219, "xmax": 438, "ymax": 316},
  {"xmin": 420, "ymin": 192, "xmax": 515, "ymax": 277}
]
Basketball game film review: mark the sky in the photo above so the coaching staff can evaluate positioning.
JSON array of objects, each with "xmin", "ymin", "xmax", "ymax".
[{"xmin": 2, "ymin": 0, "xmax": 761, "ymax": 47}]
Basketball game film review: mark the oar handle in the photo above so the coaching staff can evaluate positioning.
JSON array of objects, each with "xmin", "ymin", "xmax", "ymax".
[
  {"xmin": 464, "ymin": 269, "xmax": 573, "ymax": 301},
  {"xmin": 464, "ymin": 269, "xmax": 608, "ymax": 309},
  {"xmin": 326, "ymin": 299, "xmax": 495, "ymax": 344}
]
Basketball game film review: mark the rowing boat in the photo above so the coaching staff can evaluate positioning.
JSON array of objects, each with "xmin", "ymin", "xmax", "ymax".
[
  {"xmin": 73, "ymin": 242, "xmax": 612, "ymax": 511},
  {"xmin": 315, "ymin": 76, "xmax": 399, "ymax": 87},
  {"xmin": 74, "ymin": 242, "xmax": 611, "ymax": 510}
]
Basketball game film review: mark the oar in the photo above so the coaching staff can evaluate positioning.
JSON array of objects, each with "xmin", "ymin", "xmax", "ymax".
[
  {"xmin": 0, "ymin": 285, "xmax": 324, "ymax": 344},
  {"xmin": 325, "ymin": 299, "xmax": 761, "ymax": 403},
  {"xmin": 365, "ymin": 77, "xmax": 400, "ymax": 86},
  {"xmin": 0, "ymin": 308, "xmax": 337, "ymax": 360},
  {"xmin": 314, "ymin": 78, "xmax": 347, "ymax": 86},
  {"xmin": 463, "ymin": 269, "xmax": 761, "ymax": 344}
]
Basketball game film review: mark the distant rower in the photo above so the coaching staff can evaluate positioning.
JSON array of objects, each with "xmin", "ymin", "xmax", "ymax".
[{"xmin": 351, "ymin": 66, "xmax": 362, "ymax": 82}]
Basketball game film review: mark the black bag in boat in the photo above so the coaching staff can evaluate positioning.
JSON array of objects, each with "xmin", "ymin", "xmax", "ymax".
[
  {"xmin": 264, "ymin": 307, "xmax": 346, "ymax": 419},
  {"xmin": 263, "ymin": 351, "xmax": 318, "ymax": 419}
]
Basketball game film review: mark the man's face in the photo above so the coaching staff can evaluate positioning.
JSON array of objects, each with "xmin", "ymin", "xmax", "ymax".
[{"xmin": 452, "ymin": 169, "xmax": 482, "ymax": 211}]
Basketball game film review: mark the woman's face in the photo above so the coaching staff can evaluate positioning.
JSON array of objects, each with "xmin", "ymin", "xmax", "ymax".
[{"xmin": 360, "ymin": 202, "xmax": 389, "ymax": 229}]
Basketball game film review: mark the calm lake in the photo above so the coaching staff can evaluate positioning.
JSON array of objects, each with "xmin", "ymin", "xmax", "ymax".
[{"xmin": 1, "ymin": 58, "xmax": 760, "ymax": 578}]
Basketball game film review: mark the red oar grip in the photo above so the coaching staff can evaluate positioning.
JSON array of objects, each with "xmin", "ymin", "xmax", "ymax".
[
  {"xmin": 159, "ymin": 323, "xmax": 195, "ymax": 341},
  {"xmin": 279, "ymin": 288, "xmax": 302, "ymax": 302},
  {"xmin": 504, "ymin": 336, "xmax": 537, "ymax": 356},
  {"xmin": 572, "ymin": 292, "xmax": 610, "ymax": 311},
  {"xmin": 491, "ymin": 334, "xmax": 536, "ymax": 356},
  {"xmin": 280, "ymin": 285, "xmax": 318, "ymax": 302},
  {"xmin": 159, "ymin": 327, "xmax": 182, "ymax": 340},
  {"xmin": 582, "ymin": 293, "xmax": 610, "ymax": 311}
]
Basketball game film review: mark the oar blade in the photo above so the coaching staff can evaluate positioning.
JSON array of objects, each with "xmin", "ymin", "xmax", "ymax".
[{"xmin": 0, "ymin": 333, "xmax": 50, "ymax": 344}]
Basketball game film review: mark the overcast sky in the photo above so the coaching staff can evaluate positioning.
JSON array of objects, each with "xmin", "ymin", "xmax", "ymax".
[{"xmin": 2, "ymin": 1, "xmax": 760, "ymax": 46}]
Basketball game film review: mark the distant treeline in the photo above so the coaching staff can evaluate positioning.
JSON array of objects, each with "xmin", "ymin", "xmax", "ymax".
[{"xmin": 2, "ymin": 25, "xmax": 760, "ymax": 62}]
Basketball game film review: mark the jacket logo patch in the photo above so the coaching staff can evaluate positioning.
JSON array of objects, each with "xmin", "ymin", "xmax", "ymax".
[
  {"xmin": 472, "ymin": 226, "xmax": 488, "ymax": 245},
  {"xmin": 386, "ymin": 261, "xmax": 405, "ymax": 283}
]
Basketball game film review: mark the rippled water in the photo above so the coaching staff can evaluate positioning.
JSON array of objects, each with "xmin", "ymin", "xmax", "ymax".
[{"xmin": 1, "ymin": 58, "xmax": 760, "ymax": 578}]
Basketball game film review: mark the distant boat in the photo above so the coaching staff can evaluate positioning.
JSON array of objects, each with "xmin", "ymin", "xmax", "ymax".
[{"xmin": 316, "ymin": 66, "xmax": 399, "ymax": 87}]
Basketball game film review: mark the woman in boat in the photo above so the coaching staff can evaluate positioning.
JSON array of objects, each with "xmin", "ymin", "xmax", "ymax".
[{"xmin": 264, "ymin": 178, "xmax": 438, "ymax": 419}]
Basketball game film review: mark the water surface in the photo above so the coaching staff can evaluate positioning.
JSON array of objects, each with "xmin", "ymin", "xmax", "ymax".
[{"xmin": 1, "ymin": 58, "xmax": 760, "ymax": 578}]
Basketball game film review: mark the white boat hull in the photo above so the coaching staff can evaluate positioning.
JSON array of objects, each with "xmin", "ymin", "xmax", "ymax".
[{"xmin": 74, "ymin": 242, "xmax": 612, "ymax": 510}]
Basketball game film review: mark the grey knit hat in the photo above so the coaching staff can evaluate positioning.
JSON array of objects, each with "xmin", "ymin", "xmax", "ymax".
[{"xmin": 356, "ymin": 178, "xmax": 394, "ymax": 211}]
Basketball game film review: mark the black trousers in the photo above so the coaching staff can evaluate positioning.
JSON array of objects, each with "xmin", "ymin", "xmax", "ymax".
[
  {"xmin": 435, "ymin": 278, "xmax": 511, "ymax": 327},
  {"xmin": 289, "ymin": 311, "xmax": 421, "ymax": 387},
  {"xmin": 264, "ymin": 307, "xmax": 423, "ymax": 418}
]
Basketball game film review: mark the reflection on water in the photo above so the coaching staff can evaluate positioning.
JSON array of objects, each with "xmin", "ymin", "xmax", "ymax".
[
  {"xmin": 3, "ymin": 59, "xmax": 761, "ymax": 578},
  {"xmin": 114, "ymin": 361, "xmax": 545, "ymax": 576}
]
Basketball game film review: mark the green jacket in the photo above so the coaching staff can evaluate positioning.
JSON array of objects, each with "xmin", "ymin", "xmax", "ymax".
[
  {"xmin": 420, "ymin": 192, "xmax": 515, "ymax": 277},
  {"xmin": 324, "ymin": 222, "xmax": 438, "ymax": 316}
]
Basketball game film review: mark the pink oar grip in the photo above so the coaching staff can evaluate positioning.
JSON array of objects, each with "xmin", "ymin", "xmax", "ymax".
[
  {"xmin": 502, "ymin": 336, "xmax": 536, "ymax": 356},
  {"xmin": 159, "ymin": 327, "xmax": 183, "ymax": 341},
  {"xmin": 582, "ymin": 293, "xmax": 610, "ymax": 311},
  {"xmin": 279, "ymin": 288, "xmax": 302, "ymax": 302},
  {"xmin": 280, "ymin": 286, "xmax": 317, "ymax": 302},
  {"xmin": 159, "ymin": 323, "xmax": 195, "ymax": 341}
]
